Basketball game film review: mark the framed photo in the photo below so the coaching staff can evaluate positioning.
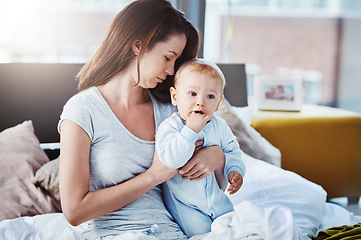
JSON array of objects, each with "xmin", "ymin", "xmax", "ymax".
[{"xmin": 254, "ymin": 75, "xmax": 303, "ymax": 111}]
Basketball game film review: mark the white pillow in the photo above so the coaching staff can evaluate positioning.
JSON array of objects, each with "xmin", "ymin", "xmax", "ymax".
[
  {"xmin": 230, "ymin": 105, "xmax": 253, "ymax": 126},
  {"xmin": 216, "ymin": 99, "xmax": 281, "ymax": 167}
]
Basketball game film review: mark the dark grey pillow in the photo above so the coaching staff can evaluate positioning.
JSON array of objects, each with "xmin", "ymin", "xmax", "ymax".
[{"xmin": 33, "ymin": 156, "xmax": 60, "ymax": 202}]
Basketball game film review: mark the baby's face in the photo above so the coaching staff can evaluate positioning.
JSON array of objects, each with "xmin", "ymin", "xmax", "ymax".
[{"xmin": 170, "ymin": 71, "xmax": 223, "ymax": 121}]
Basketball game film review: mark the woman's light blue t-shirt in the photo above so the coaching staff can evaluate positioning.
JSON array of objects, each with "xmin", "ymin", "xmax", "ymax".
[{"xmin": 58, "ymin": 87, "xmax": 186, "ymax": 239}]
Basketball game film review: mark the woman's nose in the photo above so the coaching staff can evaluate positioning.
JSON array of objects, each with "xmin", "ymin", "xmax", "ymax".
[{"xmin": 165, "ymin": 63, "xmax": 175, "ymax": 76}]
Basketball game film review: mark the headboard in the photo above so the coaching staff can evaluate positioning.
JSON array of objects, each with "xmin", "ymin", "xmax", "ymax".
[
  {"xmin": 0, "ymin": 62, "xmax": 247, "ymax": 158},
  {"xmin": 217, "ymin": 63, "xmax": 247, "ymax": 108},
  {"xmin": 0, "ymin": 63, "xmax": 81, "ymax": 158},
  {"xmin": 0, "ymin": 63, "xmax": 81, "ymax": 142}
]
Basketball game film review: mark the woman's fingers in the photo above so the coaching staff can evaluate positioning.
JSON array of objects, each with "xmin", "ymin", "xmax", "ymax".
[
  {"xmin": 179, "ymin": 146, "xmax": 223, "ymax": 180},
  {"xmin": 194, "ymin": 140, "xmax": 203, "ymax": 152}
]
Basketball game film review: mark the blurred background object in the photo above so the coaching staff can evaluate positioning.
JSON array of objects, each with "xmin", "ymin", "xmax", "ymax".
[{"xmin": 1, "ymin": 0, "xmax": 360, "ymax": 114}]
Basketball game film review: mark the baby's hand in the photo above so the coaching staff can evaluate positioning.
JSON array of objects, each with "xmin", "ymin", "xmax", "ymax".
[
  {"xmin": 227, "ymin": 171, "xmax": 243, "ymax": 195},
  {"xmin": 186, "ymin": 112, "xmax": 211, "ymax": 133}
]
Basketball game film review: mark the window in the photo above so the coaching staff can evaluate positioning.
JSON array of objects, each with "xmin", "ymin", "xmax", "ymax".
[
  {"xmin": 0, "ymin": 0, "xmax": 133, "ymax": 63},
  {"xmin": 204, "ymin": 0, "xmax": 361, "ymax": 112}
]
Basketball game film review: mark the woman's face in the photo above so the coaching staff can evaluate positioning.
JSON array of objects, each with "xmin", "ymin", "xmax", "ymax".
[{"xmin": 137, "ymin": 33, "xmax": 187, "ymax": 89}]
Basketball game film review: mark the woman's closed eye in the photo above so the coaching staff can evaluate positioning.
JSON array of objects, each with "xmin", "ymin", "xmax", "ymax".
[{"xmin": 164, "ymin": 56, "xmax": 171, "ymax": 62}]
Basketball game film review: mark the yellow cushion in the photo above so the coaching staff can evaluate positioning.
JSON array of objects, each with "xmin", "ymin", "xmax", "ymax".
[{"xmin": 251, "ymin": 104, "xmax": 361, "ymax": 199}]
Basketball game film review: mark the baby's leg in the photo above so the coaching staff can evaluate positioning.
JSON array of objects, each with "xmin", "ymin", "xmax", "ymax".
[{"xmin": 162, "ymin": 184, "xmax": 212, "ymax": 237}]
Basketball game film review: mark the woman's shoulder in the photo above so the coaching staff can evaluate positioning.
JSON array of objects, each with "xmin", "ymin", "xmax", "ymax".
[
  {"xmin": 59, "ymin": 88, "xmax": 99, "ymax": 140},
  {"xmin": 149, "ymin": 91, "xmax": 177, "ymax": 126},
  {"xmin": 155, "ymin": 101, "xmax": 176, "ymax": 114},
  {"xmin": 65, "ymin": 87, "xmax": 100, "ymax": 108},
  {"xmin": 60, "ymin": 87, "xmax": 105, "ymax": 122}
]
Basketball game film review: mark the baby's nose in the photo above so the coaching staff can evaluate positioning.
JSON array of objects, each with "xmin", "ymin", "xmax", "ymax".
[{"xmin": 196, "ymin": 100, "xmax": 205, "ymax": 106}]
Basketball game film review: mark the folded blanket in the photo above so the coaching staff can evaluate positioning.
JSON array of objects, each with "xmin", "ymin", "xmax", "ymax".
[{"xmin": 312, "ymin": 223, "xmax": 361, "ymax": 240}]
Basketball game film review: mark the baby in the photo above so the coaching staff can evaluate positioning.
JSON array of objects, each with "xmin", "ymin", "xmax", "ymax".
[{"xmin": 156, "ymin": 58, "xmax": 246, "ymax": 237}]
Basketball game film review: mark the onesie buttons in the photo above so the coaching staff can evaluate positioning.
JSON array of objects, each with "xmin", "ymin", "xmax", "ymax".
[{"xmin": 209, "ymin": 210, "xmax": 216, "ymax": 220}]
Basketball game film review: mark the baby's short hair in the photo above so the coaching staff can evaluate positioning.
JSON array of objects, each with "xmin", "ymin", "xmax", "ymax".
[{"xmin": 174, "ymin": 58, "xmax": 226, "ymax": 93}]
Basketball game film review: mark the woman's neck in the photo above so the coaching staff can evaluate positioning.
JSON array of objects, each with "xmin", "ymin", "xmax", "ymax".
[
  {"xmin": 98, "ymin": 71, "xmax": 150, "ymax": 110},
  {"xmin": 97, "ymin": 69, "xmax": 156, "ymax": 142}
]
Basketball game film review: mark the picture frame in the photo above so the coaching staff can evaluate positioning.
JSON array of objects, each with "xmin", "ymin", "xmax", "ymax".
[{"xmin": 254, "ymin": 75, "xmax": 303, "ymax": 111}]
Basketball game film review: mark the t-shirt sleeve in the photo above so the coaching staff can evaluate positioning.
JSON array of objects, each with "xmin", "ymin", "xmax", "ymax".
[{"xmin": 58, "ymin": 94, "xmax": 94, "ymax": 141}]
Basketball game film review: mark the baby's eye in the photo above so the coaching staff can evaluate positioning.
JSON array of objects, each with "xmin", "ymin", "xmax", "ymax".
[
  {"xmin": 189, "ymin": 92, "xmax": 197, "ymax": 96},
  {"xmin": 207, "ymin": 94, "xmax": 215, "ymax": 99}
]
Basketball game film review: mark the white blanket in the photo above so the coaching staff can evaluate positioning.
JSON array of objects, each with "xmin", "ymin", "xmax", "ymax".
[
  {"xmin": 190, "ymin": 201, "xmax": 302, "ymax": 240},
  {"xmin": 229, "ymin": 154, "xmax": 327, "ymax": 240},
  {"xmin": 0, "ymin": 154, "xmax": 359, "ymax": 240}
]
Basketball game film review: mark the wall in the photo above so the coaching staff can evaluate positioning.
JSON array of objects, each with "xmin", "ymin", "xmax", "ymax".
[
  {"xmin": 337, "ymin": 18, "xmax": 361, "ymax": 113},
  {"xmin": 219, "ymin": 16, "xmax": 341, "ymax": 106}
]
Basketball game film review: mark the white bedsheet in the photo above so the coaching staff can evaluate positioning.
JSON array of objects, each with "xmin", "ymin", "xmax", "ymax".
[
  {"xmin": 0, "ymin": 201, "xmax": 302, "ymax": 240},
  {"xmin": 0, "ymin": 154, "xmax": 359, "ymax": 240}
]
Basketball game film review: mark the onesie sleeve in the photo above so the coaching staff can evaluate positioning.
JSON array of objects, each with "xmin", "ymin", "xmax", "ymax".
[
  {"xmin": 218, "ymin": 118, "xmax": 246, "ymax": 180},
  {"xmin": 58, "ymin": 94, "xmax": 94, "ymax": 141},
  {"xmin": 156, "ymin": 118, "xmax": 199, "ymax": 169}
]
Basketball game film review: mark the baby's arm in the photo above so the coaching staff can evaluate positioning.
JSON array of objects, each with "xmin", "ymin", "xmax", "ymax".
[
  {"xmin": 156, "ymin": 118, "xmax": 199, "ymax": 169},
  {"xmin": 227, "ymin": 171, "xmax": 243, "ymax": 195},
  {"xmin": 217, "ymin": 116, "xmax": 246, "ymax": 190}
]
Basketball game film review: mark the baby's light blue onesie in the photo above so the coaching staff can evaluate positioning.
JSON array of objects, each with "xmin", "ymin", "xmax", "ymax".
[{"xmin": 156, "ymin": 112, "xmax": 246, "ymax": 237}]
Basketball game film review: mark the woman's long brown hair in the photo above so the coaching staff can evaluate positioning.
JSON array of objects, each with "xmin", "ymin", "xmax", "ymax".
[{"xmin": 77, "ymin": 0, "xmax": 199, "ymax": 103}]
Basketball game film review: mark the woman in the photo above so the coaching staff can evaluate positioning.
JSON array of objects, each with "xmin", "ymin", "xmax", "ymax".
[{"xmin": 58, "ymin": 0, "xmax": 226, "ymax": 239}]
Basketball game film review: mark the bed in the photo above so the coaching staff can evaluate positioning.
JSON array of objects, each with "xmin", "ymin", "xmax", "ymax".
[{"xmin": 0, "ymin": 63, "xmax": 360, "ymax": 240}]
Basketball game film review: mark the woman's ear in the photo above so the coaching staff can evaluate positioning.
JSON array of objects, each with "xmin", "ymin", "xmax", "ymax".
[
  {"xmin": 132, "ymin": 40, "xmax": 142, "ymax": 55},
  {"xmin": 215, "ymin": 95, "xmax": 224, "ymax": 112},
  {"xmin": 170, "ymin": 87, "xmax": 177, "ymax": 106}
]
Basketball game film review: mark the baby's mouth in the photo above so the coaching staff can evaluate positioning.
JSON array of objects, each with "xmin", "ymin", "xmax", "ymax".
[{"xmin": 193, "ymin": 110, "xmax": 204, "ymax": 114}]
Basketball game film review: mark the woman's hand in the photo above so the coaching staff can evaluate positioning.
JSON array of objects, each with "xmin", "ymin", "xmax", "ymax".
[
  {"xmin": 179, "ymin": 144, "xmax": 225, "ymax": 181},
  {"xmin": 148, "ymin": 151, "xmax": 178, "ymax": 184}
]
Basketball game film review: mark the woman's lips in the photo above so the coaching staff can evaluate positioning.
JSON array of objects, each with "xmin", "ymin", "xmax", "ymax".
[{"xmin": 157, "ymin": 77, "xmax": 164, "ymax": 83}]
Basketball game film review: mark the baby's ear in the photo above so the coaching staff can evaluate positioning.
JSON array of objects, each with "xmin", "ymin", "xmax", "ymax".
[
  {"xmin": 215, "ymin": 95, "xmax": 224, "ymax": 112},
  {"xmin": 170, "ymin": 87, "xmax": 177, "ymax": 106}
]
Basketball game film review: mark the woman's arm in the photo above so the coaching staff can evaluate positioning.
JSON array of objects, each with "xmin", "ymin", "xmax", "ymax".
[{"xmin": 59, "ymin": 120, "xmax": 177, "ymax": 226}]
